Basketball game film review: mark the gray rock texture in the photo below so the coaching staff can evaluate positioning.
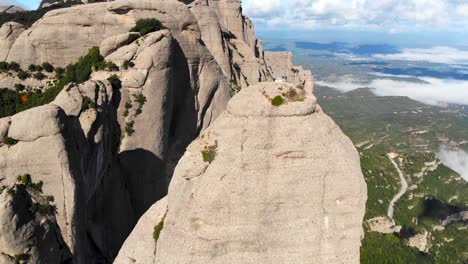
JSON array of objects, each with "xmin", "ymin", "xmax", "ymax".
[
  {"xmin": 0, "ymin": 22, "xmax": 25, "ymax": 62},
  {"xmin": 118, "ymin": 82, "xmax": 367, "ymax": 264},
  {"xmin": 0, "ymin": 0, "xmax": 363, "ymax": 263},
  {"xmin": 0, "ymin": 182, "xmax": 71, "ymax": 263}
]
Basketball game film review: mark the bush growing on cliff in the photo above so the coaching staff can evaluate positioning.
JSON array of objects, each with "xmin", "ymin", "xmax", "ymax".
[
  {"xmin": 3, "ymin": 136, "xmax": 18, "ymax": 146},
  {"xmin": 271, "ymin": 95, "xmax": 284, "ymax": 106},
  {"xmin": 33, "ymin": 72, "xmax": 46, "ymax": 80},
  {"xmin": 201, "ymin": 144, "xmax": 217, "ymax": 163},
  {"xmin": 42, "ymin": 62, "xmax": 54, "ymax": 73},
  {"xmin": 122, "ymin": 60, "xmax": 135, "ymax": 70},
  {"xmin": 81, "ymin": 96, "xmax": 95, "ymax": 112},
  {"xmin": 17, "ymin": 71, "xmax": 30, "ymax": 80},
  {"xmin": 153, "ymin": 220, "xmax": 164, "ymax": 242},
  {"xmin": 130, "ymin": 18, "xmax": 166, "ymax": 36},
  {"xmin": 125, "ymin": 121, "xmax": 135, "ymax": 136},
  {"xmin": 0, "ymin": 88, "xmax": 20, "ymax": 117},
  {"xmin": 14, "ymin": 84, "xmax": 25, "ymax": 92},
  {"xmin": 0, "ymin": 47, "xmax": 112, "ymax": 117},
  {"xmin": 8, "ymin": 62, "xmax": 20, "ymax": 72}
]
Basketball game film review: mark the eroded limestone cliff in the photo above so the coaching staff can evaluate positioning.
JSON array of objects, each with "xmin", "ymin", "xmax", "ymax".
[
  {"xmin": 115, "ymin": 82, "xmax": 367, "ymax": 264},
  {"xmin": 0, "ymin": 0, "xmax": 366, "ymax": 263}
]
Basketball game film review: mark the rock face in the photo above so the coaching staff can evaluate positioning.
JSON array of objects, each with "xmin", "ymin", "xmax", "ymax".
[
  {"xmin": 39, "ymin": 0, "xmax": 107, "ymax": 9},
  {"xmin": 114, "ymin": 197, "xmax": 168, "ymax": 264},
  {"xmin": 0, "ymin": 22, "xmax": 25, "ymax": 62},
  {"xmin": 265, "ymin": 51, "xmax": 313, "ymax": 91},
  {"xmin": 117, "ymin": 82, "xmax": 367, "ymax": 264},
  {"xmin": 0, "ymin": 184, "xmax": 71, "ymax": 263},
  {"xmin": 0, "ymin": 79, "xmax": 130, "ymax": 263},
  {"xmin": 0, "ymin": 0, "xmax": 367, "ymax": 263}
]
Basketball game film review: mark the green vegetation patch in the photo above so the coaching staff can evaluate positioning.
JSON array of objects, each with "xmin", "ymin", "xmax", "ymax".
[
  {"xmin": 3, "ymin": 136, "xmax": 18, "ymax": 146},
  {"xmin": 271, "ymin": 95, "xmax": 284, "ymax": 106},
  {"xmin": 153, "ymin": 220, "xmax": 164, "ymax": 242},
  {"xmin": 361, "ymin": 232, "xmax": 433, "ymax": 264},
  {"xmin": 0, "ymin": 47, "xmax": 118, "ymax": 118},
  {"xmin": 125, "ymin": 121, "xmax": 135, "ymax": 136},
  {"xmin": 81, "ymin": 96, "xmax": 95, "ymax": 112},
  {"xmin": 130, "ymin": 18, "xmax": 166, "ymax": 36},
  {"xmin": 201, "ymin": 144, "xmax": 217, "ymax": 163}
]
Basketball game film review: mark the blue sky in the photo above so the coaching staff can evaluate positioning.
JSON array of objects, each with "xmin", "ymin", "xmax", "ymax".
[
  {"xmin": 242, "ymin": 0, "xmax": 468, "ymax": 47},
  {"xmin": 0, "ymin": 0, "xmax": 40, "ymax": 9},
  {"xmin": 3, "ymin": 0, "xmax": 468, "ymax": 47}
]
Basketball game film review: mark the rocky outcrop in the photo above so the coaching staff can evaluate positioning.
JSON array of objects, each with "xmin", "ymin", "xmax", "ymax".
[
  {"xmin": 0, "ymin": 182, "xmax": 71, "ymax": 263},
  {"xmin": 118, "ymin": 82, "xmax": 367, "ymax": 263},
  {"xmin": 0, "ymin": 5, "xmax": 25, "ymax": 13},
  {"xmin": 265, "ymin": 51, "xmax": 313, "ymax": 91},
  {"xmin": 0, "ymin": 22, "xmax": 25, "ymax": 62},
  {"xmin": 0, "ymin": 0, "xmax": 363, "ymax": 263},
  {"xmin": 114, "ymin": 197, "xmax": 168, "ymax": 264},
  {"xmin": 0, "ymin": 79, "xmax": 130, "ymax": 263},
  {"xmin": 39, "ymin": 0, "xmax": 106, "ymax": 9}
]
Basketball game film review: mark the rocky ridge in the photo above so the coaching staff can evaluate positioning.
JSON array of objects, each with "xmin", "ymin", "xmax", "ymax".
[
  {"xmin": 0, "ymin": 0, "xmax": 364, "ymax": 263},
  {"xmin": 115, "ymin": 82, "xmax": 367, "ymax": 264}
]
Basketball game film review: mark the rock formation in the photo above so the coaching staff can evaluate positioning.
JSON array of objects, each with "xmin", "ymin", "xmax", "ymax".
[
  {"xmin": 0, "ymin": 5, "xmax": 25, "ymax": 13},
  {"xmin": 115, "ymin": 82, "xmax": 367, "ymax": 264},
  {"xmin": 0, "ymin": 0, "xmax": 367, "ymax": 263},
  {"xmin": 0, "ymin": 179, "xmax": 71, "ymax": 263}
]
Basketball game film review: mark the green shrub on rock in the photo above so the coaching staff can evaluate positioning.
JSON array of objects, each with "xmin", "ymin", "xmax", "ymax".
[
  {"xmin": 201, "ymin": 144, "xmax": 217, "ymax": 163},
  {"xmin": 3, "ymin": 136, "xmax": 18, "ymax": 146},
  {"xmin": 122, "ymin": 60, "xmax": 135, "ymax": 69},
  {"xmin": 14, "ymin": 84, "xmax": 25, "ymax": 92},
  {"xmin": 130, "ymin": 18, "xmax": 166, "ymax": 36},
  {"xmin": 153, "ymin": 220, "xmax": 164, "ymax": 242},
  {"xmin": 271, "ymin": 95, "xmax": 284, "ymax": 106},
  {"xmin": 33, "ymin": 72, "xmax": 46, "ymax": 80},
  {"xmin": 42, "ymin": 62, "xmax": 54, "ymax": 73},
  {"xmin": 8, "ymin": 62, "xmax": 20, "ymax": 72},
  {"xmin": 17, "ymin": 71, "xmax": 30, "ymax": 80}
]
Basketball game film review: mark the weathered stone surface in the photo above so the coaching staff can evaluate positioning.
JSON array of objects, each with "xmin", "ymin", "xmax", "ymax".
[
  {"xmin": 8, "ymin": 105, "xmax": 65, "ymax": 142},
  {"xmin": 104, "ymin": 29, "xmax": 175, "ymax": 216},
  {"xmin": 0, "ymin": 117, "xmax": 11, "ymax": 143},
  {"xmin": 100, "ymin": 32, "xmax": 138, "ymax": 57},
  {"xmin": 0, "ymin": 185, "xmax": 71, "ymax": 263},
  {"xmin": 0, "ymin": 79, "xmax": 133, "ymax": 263},
  {"xmin": 114, "ymin": 197, "xmax": 168, "ymax": 264},
  {"xmin": 265, "ymin": 51, "xmax": 314, "ymax": 92},
  {"xmin": 0, "ymin": 5, "xmax": 25, "ymax": 13},
  {"xmin": 120, "ymin": 82, "xmax": 367, "ymax": 263},
  {"xmin": 0, "ymin": 72, "xmax": 51, "ymax": 91},
  {"xmin": 6, "ymin": 3, "xmax": 132, "ymax": 67},
  {"xmin": 0, "ymin": 22, "xmax": 25, "ymax": 62}
]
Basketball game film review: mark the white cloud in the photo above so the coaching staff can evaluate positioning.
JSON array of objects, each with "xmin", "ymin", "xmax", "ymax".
[
  {"xmin": 437, "ymin": 145, "xmax": 468, "ymax": 181},
  {"xmin": 457, "ymin": 4, "xmax": 468, "ymax": 17},
  {"xmin": 316, "ymin": 76, "xmax": 468, "ymax": 106},
  {"xmin": 374, "ymin": 46, "xmax": 468, "ymax": 64},
  {"xmin": 243, "ymin": 0, "xmax": 468, "ymax": 32},
  {"xmin": 244, "ymin": 0, "xmax": 283, "ymax": 18}
]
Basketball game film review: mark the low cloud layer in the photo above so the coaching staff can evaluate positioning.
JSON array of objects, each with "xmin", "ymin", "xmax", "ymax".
[
  {"xmin": 316, "ymin": 76, "xmax": 468, "ymax": 106},
  {"xmin": 437, "ymin": 146, "xmax": 468, "ymax": 181},
  {"xmin": 374, "ymin": 46, "xmax": 468, "ymax": 64}
]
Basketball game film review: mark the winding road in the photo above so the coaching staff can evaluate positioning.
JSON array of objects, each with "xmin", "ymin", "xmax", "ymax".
[{"xmin": 387, "ymin": 155, "xmax": 409, "ymax": 219}]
